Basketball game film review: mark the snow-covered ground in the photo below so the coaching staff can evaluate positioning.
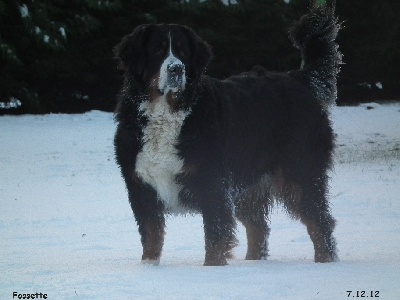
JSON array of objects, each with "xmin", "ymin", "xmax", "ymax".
[{"xmin": 1, "ymin": 102, "xmax": 399, "ymax": 299}]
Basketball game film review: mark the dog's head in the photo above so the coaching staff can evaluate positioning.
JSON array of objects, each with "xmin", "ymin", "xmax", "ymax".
[{"xmin": 114, "ymin": 24, "xmax": 212, "ymax": 97}]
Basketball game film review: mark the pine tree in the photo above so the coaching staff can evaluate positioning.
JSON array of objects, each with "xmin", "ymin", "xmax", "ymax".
[{"xmin": 0, "ymin": 0, "xmax": 122, "ymax": 113}]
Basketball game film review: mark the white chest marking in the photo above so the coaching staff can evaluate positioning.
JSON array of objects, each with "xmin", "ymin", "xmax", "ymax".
[{"xmin": 135, "ymin": 97, "xmax": 189, "ymax": 212}]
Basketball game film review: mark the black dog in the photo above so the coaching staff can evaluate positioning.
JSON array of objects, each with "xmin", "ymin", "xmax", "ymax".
[{"xmin": 114, "ymin": 4, "xmax": 341, "ymax": 266}]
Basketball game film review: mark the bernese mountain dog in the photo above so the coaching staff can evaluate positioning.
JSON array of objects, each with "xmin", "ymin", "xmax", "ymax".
[{"xmin": 113, "ymin": 4, "xmax": 342, "ymax": 266}]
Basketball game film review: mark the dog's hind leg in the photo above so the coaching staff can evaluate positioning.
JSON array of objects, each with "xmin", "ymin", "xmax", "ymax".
[
  {"xmin": 237, "ymin": 215, "xmax": 270, "ymax": 260},
  {"xmin": 297, "ymin": 178, "xmax": 337, "ymax": 263},
  {"xmin": 301, "ymin": 212, "xmax": 337, "ymax": 263},
  {"xmin": 235, "ymin": 177, "xmax": 271, "ymax": 260}
]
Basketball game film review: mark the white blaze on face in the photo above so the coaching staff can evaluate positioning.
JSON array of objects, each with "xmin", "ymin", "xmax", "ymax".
[
  {"xmin": 134, "ymin": 30, "xmax": 190, "ymax": 214},
  {"xmin": 158, "ymin": 32, "xmax": 186, "ymax": 94}
]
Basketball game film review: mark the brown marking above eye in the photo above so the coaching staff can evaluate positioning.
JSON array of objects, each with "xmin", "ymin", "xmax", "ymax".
[
  {"xmin": 175, "ymin": 42, "xmax": 186, "ymax": 57},
  {"xmin": 156, "ymin": 41, "xmax": 168, "ymax": 55},
  {"xmin": 179, "ymin": 50, "xmax": 186, "ymax": 58}
]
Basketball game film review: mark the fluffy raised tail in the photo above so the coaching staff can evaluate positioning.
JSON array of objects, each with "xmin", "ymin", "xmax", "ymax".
[{"xmin": 289, "ymin": 2, "xmax": 342, "ymax": 109}]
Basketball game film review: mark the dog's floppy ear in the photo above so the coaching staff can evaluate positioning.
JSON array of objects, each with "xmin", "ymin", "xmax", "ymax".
[
  {"xmin": 183, "ymin": 27, "xmax": 213, "ymax": 79},
  {"xmin": 114, "ymin": 24, "xmax": 153, "ymax": 76},
  {"xmin": 194, "ymin": 37, "xmax": 213, "ymax": 77}
]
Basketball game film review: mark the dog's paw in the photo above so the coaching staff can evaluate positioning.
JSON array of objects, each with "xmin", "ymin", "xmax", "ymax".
[
  {"xmin": 203, "ymin": 256, "xmax": 228, "ymax": 266},
  {"xmin": 141, "ymin": 258, "xmax": 161, "ymax": 266}
]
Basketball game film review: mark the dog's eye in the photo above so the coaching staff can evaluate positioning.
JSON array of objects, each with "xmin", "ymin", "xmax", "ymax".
[
  {"xmin": 175, "ymin": 47, "xmax": 186, "ymax": 58},
  {"xmin": 155, "ymin": 43, "xmax": 167, "ymax": 56},
  {"xmin": 156, "ymin": 47, "xmax": 164, "ymax": 56}
]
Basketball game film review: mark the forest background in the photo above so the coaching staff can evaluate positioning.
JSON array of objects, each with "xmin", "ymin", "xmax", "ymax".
[{"xmin": 0, "ymin": 0, "xmax": 399, "ymax": 114}]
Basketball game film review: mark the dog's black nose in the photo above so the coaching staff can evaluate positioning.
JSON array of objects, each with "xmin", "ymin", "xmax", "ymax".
[{"xmin": 167, "ymin": 64, "xmax": 184, "ymax": 75}]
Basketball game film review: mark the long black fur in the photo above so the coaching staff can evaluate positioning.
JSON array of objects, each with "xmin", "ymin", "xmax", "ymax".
[{"xmin": 114, "ymin": 4, "xmax": 341, "ymax": 266}]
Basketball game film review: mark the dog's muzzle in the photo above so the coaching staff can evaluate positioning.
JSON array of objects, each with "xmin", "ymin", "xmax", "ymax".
[
  {"xmin": 158, "ymin": 55, "xmax": 186, "ymax": 95},
  {"xmin": 165, "ymin": 62, "xmax": 185, "ymax": 91}
]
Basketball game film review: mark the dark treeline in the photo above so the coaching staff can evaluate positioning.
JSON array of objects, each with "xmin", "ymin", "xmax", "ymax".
[{"xmin": 0, "ymin": 0, "xmax": 399, "ymax": 114}]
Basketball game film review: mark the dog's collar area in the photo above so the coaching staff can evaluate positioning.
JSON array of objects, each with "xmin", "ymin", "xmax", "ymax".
[
  {"xmin": 156, "ymin": 88, "xmax": 165, "ymax": 96},
  {"xmin": 156, "ymin": 88, "xmax": 183, "ymax": 97}
]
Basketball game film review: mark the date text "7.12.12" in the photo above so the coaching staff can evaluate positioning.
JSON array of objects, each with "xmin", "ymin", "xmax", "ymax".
[{"xmin": 347, "ymin": 291, "xmax": 380, "ymax": 298}]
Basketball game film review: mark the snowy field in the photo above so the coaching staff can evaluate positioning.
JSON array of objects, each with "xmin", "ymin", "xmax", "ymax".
[{"xmin": 1, "ymin": 102, "xmax": 399, "ymax": 299}]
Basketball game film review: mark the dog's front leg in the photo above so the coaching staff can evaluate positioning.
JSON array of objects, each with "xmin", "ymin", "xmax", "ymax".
[
  {"xmin": 128, "ymin": 184, "xmax": 165, "ymax": 265},
  {"xmin": 138, "ymin": 213, "xmax": 165, "ymax": 265},
  {"xmin": 200, "ymin": 191, "xmax": 236, "ymax": 266}
]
